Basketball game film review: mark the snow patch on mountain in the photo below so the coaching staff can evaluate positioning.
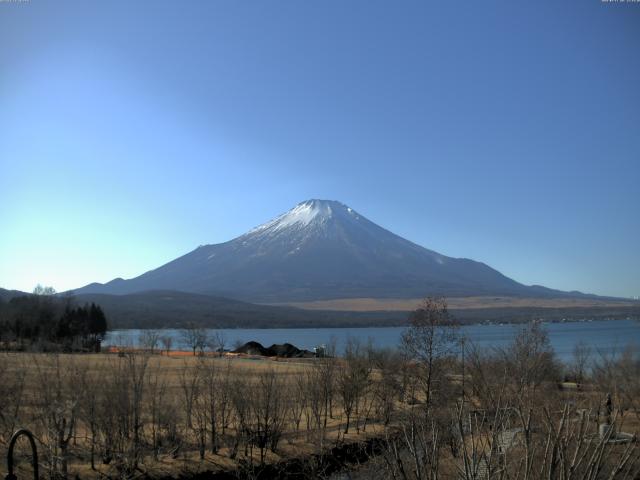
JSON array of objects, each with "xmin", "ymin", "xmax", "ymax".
[{"xmin": 247, "ymin": 199, "xmax": 340, "ymax": 235}]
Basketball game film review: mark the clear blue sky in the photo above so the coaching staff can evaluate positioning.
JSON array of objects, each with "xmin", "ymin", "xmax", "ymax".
[{"xmin": 1, "ymin": 1, "xmax": 639, "ymax": 298}]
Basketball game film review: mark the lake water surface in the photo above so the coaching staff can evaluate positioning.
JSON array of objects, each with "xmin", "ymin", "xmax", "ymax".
[{"xmin": 105, "ymin": 319, "xmax": 640, "ymax": 363}]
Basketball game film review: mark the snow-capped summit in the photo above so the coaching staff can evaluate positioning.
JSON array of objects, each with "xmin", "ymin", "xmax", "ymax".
[
  {"xmin": 249, "ymin": 199, "xmax": 342, "ymax": 233},
  {"xmin": 244, "ymin": 199, "xmax": 366, "ymax": 244},
  {"xmin": 74, "ymin": 199, "xmax": 560, "ymax": 302}
]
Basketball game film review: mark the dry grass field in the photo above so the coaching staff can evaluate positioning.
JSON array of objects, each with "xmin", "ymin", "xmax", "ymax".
[
  {"xmin": 274, "ymin": 295, "xmax": 640, "ymax": 312},
  {"xmin": 0, "ymin": 350, "xmax": 398, "ymax": 480},
  {"xmin": 1, "ymin": 316, "xmax": 639, "ymax": 480}
]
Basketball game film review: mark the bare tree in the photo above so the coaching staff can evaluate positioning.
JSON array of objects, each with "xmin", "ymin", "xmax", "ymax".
[
  {"xmin": 79, "ymin": 364, "xmax": 102, "ymax": 470},
  {"xmin": 466, "ymin": 342, "xmax": 509, "ymax": 411},
  {"xmin": 160, "ymin": 335, "xmax": 173, "ymax": 355},
  {"xmin": 382, "ymin": 401, "xmax": 442, "ymax": 480},
  {"xmin": 290, "ymin": 371, "xmax": 308, "ymax": 432},
  {"xmin": 304, "ymin": 366, "xmax": 327, "ymax": 450},
  {"xmin": 97, "ymin": 353, "xmax": 150, "ymax": 476},
  {"xmin": 0, "ymin": 353, "xmax": 27, "ymax": 444},
  {"xmin": 32, "ymin": 354, "xmax": 84, "ymax": 480},
  {"xmin": 145, "ymin": 365, "xmax": 167, "ymax": 460},
  {"xmin": 229, "ymin": 371, "xmax": 250, "ymax": 459},
  {"xmin": 127, "ymin": 353, "xmax": 149, "ymax": 470},
  {"xmin": 402, "ymin": 297, "xmax": 458, "ymax": 410},
  {"xmin": 592, "ymin": 343, "xmax": 640, "ymax": 421},
  {"xmin": 195, "ymin": 357, "xmax": 233, "ymax": 455},
  {"xmin": 139, "ymin": 330, "xmax": 161, "ymax": 353},
  {"xmin": 571, "ymin": 340, "xmax": 592, "ymax": 386},
  {"xmin": 181, "ymin": 324, "xmax": 208, "ymax": 356},
  {"xmin": 33, "ymin": 284, "xmax": 56, "ymax": 296},
  {"xmin": 371, "ymin": 348, "xmax": 402, "ymax": 426},
  {"xmin": 501, "ymin": 322, "xmax": 560, "ymax": 406},
  {"xmin": 319, "ymin": 338, "xmax": 337, "ymax": 424},
  {"xmin": 191, "ymin": 363, "xmax": 208, "ymax": 460},
  {"xmin": 209, "ymin": 331, "xmax": 227, "ymax": 355},
  {"xmin": 338, "ymin": 338, "xmax": 371, "ymax": 434},
  {"xmin": 248, "ymin": 369, "xmax": 287, "ymax": 464},
  {"xmin": 179, "ymin": 359, "xmax": 200, "ymax": 430}
]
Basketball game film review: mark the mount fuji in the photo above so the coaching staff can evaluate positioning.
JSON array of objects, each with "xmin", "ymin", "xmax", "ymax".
[{"xmin": 74, "ymin": 199, "xmax": 577, "ymax": 302}]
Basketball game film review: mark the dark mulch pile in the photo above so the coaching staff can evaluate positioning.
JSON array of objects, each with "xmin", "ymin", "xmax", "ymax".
[{"xmin": 232, "ymin": 341, "xmax": 314, "ymax": 358}]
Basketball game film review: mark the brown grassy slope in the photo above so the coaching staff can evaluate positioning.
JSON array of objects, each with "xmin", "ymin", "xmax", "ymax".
[{"xmin": 272, "ymin": 295, "xmax": 639, "ymax": 312}]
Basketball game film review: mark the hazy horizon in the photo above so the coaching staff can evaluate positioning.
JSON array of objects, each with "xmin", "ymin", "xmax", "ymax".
[{"xmin": 1, "ymin": 1, "xmax": 639, "ymax": 298}]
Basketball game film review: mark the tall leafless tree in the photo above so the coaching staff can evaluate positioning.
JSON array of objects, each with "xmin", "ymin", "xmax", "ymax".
[{"xmin": 402, "ymin": 297, "xmax": 458, "ymax": 410}]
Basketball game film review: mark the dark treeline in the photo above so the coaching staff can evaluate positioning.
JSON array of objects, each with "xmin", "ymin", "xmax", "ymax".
[{"xmin": 0, "ymin": 285, "xmax": 108, "ymax": 351}]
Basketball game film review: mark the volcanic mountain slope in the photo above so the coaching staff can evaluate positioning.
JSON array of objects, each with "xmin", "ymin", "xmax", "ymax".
[{"xmin": 74, "ymin": 199, "xmax": 582, "ymax": 302}]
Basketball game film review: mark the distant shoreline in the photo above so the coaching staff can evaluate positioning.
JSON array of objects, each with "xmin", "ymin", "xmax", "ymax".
[{"xmin": 105, "ymin": 314, "xmax": 639, "ymax": 331}]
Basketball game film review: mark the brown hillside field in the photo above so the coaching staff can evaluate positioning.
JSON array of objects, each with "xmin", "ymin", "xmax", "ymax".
[{"xmin": 271, "ymin": 295, "xmax": 639, "ymax": 311}]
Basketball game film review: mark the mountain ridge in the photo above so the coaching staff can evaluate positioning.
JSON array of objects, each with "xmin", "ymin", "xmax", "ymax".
[{"xmin": 72, "ymin": 199, "xmax": 596, "ymax": 302}]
